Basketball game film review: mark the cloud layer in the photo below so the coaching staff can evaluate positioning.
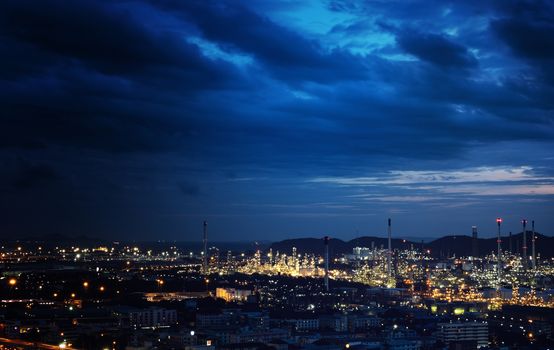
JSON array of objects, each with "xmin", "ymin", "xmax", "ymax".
[{"xmin": 0, "ymin": 0, "xmax": 553, "ymax": 240}]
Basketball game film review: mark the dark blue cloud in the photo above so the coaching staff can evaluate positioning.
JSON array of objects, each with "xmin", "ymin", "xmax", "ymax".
[
  {"xmin": 149, "ymin": 0, "xmax": 368, "ymax": 84},
  {"xmin": 0, "ymin": 0, "xmax": 247, "ymax": 153},
  {"xmin": 493, "ymin": 19, "xmax": 554, "ymax": 60},
  {"xmin": 11, "ymin": 161, "xmax": 59, "ymax": 190},
  {"xmin": 491, "ymin": 1, "xmax": 554, "ymax": 86},
  {"xmin": 396, "ymin": 32, "xmax": 478, "ymax": 68},
  {"xmin": 0, "ymin": 0, "xmax": 552, "ymax": 240},
  {"xmin": 0, "ymin": 1, "xmax": 224, "ymax": 78}
]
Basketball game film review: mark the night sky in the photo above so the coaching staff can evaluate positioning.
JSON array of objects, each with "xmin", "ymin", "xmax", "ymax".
[{"xmin": 1, "ymin": 0, "xmax": 553, "ymax": 242}]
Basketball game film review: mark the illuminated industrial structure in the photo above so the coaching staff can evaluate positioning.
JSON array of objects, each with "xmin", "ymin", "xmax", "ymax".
[
  {"xmin": 532, "ymin": 220, "xmax": 536, "ymax": 270},
  {"xmin": 0, "ymin": 226, "xmax": 550, "ymax": 350},
  {"xmin": 522, "ymin": 219, "xmax": 528, "ymax": 270},
  {"xmin": 472, "ymin": 226, "xmax": 478, "ymax": 258},
  {"xmin": 203, "ymin": 220, "xmax": 208, "ymax": 274},
  {"xmin": 496, "ymin": 218, "xmax": 502, "ymax": 290},
  {"xmin": 324, "ymin": 236, "xmax": 329, "ymax": 292}
]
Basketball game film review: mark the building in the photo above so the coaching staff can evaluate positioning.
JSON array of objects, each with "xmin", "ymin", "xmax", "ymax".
[
  {"xmin": 287, "ymin": 317, "xmax": 319, "ymax": 331},
  {"xmin": 348, "ymin": 315, "xmax": 381, "ymax": 331},
  {"xmin": 125, "ymin": 307, "xmax": 178, "ymax": 328},
  {"xmin": 437, "ymin": 322, "xmax": 488, "ymax": 349},
  {"xmin": 144, "ymin": 291, "xmax": 209, "ymax": 302},
  {"xmin": 346, "ymin": 247, "xmax": 375, "ymax": 261},
  {"xmin": 319, "ymin": 314, "xmax": 348, "ymax": 332},
  {"xmin": 216, "ymin": 288, "xmax": 253, "ymax": 302},
  {"xmin": 241, "ymin": 311, "xmax": 270, "ymax": 330},
  {"xmin": 196, "ymin": 312, "xmax": 235, "ymax": 329}
]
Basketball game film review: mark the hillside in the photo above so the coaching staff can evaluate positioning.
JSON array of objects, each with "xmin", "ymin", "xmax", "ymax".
[{"xmin": 269, "ymin": 232, "xmax": 554, "ymax": 258}]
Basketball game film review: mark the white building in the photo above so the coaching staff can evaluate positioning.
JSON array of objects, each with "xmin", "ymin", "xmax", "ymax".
[
  {"xmin": 438, "ymin": 321, "xmax": 488, "ymax": 348},
  {"xmin": 127, "ymin": 307, "xmax": 178, "ymax": 328}
]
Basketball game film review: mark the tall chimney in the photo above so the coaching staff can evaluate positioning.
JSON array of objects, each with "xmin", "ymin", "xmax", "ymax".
[
  {"xmin": 531, "ymin": 220, "xmax": 537, "ymax": 269},
  {"xmin": 471, "ymin": 226, "xmax": 478, "ymax": 258},
  {"xmin": 509, "ymin": 232, "xmax": 512, "ymax": 254},
  {"xmin": 387, "ymin": 218, "xmax": 392, "ymax": 281},
  {"xmin": 324, "ymin": 236, "xmax": 329, "ymax": 291},
  {"xmin": 203, "ymin": 220, "xmax": 208, "ymax": 274},
  {"xmin": 496, "ymin": 218, "xmax": 502, "ymax": 290},
  {"xmin": 522, "ymin": 219, "xmax": 528, "ymax": 270}
]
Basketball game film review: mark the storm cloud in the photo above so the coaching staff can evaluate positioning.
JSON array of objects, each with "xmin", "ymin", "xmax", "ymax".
[{"xmin": 0, "ymin": 0, "xmax": 552, "ymax": 240}]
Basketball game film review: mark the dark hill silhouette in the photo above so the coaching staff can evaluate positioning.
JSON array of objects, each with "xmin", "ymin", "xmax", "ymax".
[
  {"xmin": 270, "ymin": 232, "xmax": 554, "ymax": 258},
  {"xmin": 5, "ymin": 231, "xmax": 552, "ymax": 258}
]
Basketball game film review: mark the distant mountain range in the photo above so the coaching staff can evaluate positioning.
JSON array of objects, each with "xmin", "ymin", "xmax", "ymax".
[
  {"xmin": 4, "ymin": 232, "xmax": 553, "ymax": 258},
  {"xmin": 269, "ymin": 232, "xmax": 554, "ymax": 258}
]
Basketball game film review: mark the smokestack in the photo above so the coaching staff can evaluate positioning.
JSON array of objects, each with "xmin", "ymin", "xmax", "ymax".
[
  {"xmin": 471, "ymin": 226, "xmax": 478, "ymax": 258},
  {"xmin": 531, "ymin": 220, "xmax": 537, "ymax": 270},
  {"xmin": 387, "ymin": 218, "xmax": 392, "ymax": 281},
  {"xmin": 509, "ymin": 232, "xmax": 512, "ymax": 254},
  {"xmin": 522, "ymin": 219, "xmax": 528, "ymax": 270},
  {"xmin": 203, "ymin": 220, "xmax": 208, "ymax": 274},
  {"xmin": 496, "ymin": 218, "xmax": 502, "ymax": 290},
  {"xmin": 324, "ymin": 236, "xmax": 329, "ymax": 291}
]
